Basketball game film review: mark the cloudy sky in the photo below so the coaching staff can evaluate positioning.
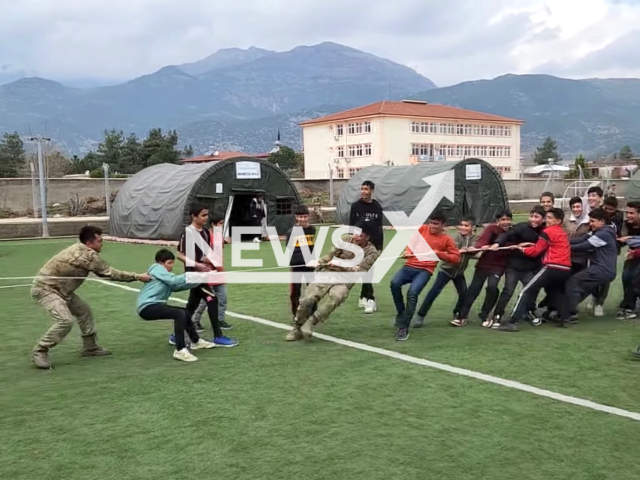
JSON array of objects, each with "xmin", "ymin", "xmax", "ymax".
[{"xmin": 1, "ymin": 0, "xmax": 639, "ymax": 87}]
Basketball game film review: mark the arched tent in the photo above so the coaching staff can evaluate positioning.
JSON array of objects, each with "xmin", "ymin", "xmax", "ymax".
[
  {"xmin": 336, "ymin": 159, "xmax": 509, "ymax": 226},
  {"xmin": 110, "ymin": 157, "xmax": 302, "ymax": 240},
  {"xmin": 626, "ymin": 169, "xmax": 640, "ymax": 203}
]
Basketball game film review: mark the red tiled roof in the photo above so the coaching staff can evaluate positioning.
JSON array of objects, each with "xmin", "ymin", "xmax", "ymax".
[
  {"xmin": 299, "ymin": 100, "xmax": 523, "ymax": 126},
  {"xmin": 181, "ymin": 151, "xmax": 247, "ymax": 163}
]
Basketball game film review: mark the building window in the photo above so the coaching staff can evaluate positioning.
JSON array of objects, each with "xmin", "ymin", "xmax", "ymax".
[
  {"xmin": 456, "ymin": 124, "xmax": 464, "ymax": 135},
  {"xmin": 447, "ymin": 124, "xmax": 455, "ymax": 134},
  {"xmin": 411, "ymin": 122, "xmax": 420, "ymax": 133},
  {"xmin": 336, "ymin": 168, "xmax": 345, "ymax": 179},
  {"xmin": 429, "ymin": 123, "xmax": 438, "ymax": 134},
  {"xmin": 489, "ymin": 146, "xmax": 497, "ymax": 157},
  {"xmin": 364, "ymin": 121, "xmax": 371, "ymax": 133},
  {"xmin": 412, "ymin": 143, "xmax": 432, "ymax": 156},
  {"xmin": 472, "ymin": 125, "xmax": 481, "ymax": 135},
  {"xmin": 504, "ymin": 126, "xmax": 512, "ymax": 137},
  {"xmin": 447, "ymin": 145, "xmax": 455, "ymax": 156},
  {"xmin": 347, "ymin": 143, "xmax": 371, "ymax": 157},
  {"xmin": 456, "ymin": 145, "xmax": 464, "ymax": 156},
  {"xmin": 496, "ymin": 126, "xmax": 504, "ymax": 137},
  {"xmin": 276, "ymin": 198, "xmax": 293, "ymax": 216},
  {"xmin": 489, "ymin": 125, "xmax": 497, "ymax": 136},
  {"xmin": 336, "ymin": 124, "xmax": 344, "ymax": 136},
  {"xmin": 438, "ymin": 145, "xmax": 446, "ymax": 156},
  {"xmin": 464, "ymin": 146, "xmax": 471, "ymax": 157},
  {"xmin": 438, "ymin": 123, "xmax": 447, "ymax": 134},
  {"xmin": 505, "ymin": 146, "xmax": 511, "ymax": 156},
  {"xmin": 336, "ymin": 146, "xmax": 344, "ymax": 158},
  {"xmin": 496, "ymin": 146, "xmax": 504, "ymax": 157},
  {"xmin": 348, "ymin": 167, "xmax": 360, "ymax": 177},
  {"xmin": 480, "ymin": 146, "xmax": 487, "ymax": 156},
  {"xmin": 464, "ymin": 125, "xmax": 472, "ymax": 135},
  {"xmin": 420, "ymin": 122, "xmax": 429, "ymax": 133},
  {"xmin": 481, "ymin": 126, "xmax": 488, "ymax": 136},
  {"xmin": 348, "ymin": 123, "xmax": 364, "ymax": 135},
  {"xmin": 472, "ymin": 146, "xmax": 480, "ymax": 156}
]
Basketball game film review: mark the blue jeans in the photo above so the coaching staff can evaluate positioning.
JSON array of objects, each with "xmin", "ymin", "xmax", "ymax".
[
  {"xmin": 417, "ymin": 270, "xmax": 467, "ymax": 318},
  {"xmin": 390, "ymin": 266, "xmax": 432, "ymax": 329}
]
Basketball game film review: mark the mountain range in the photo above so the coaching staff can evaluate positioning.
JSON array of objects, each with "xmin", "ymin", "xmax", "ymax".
[{"xmin": 0, "ymin": 42, "xmax": 638, "ymax": 157}]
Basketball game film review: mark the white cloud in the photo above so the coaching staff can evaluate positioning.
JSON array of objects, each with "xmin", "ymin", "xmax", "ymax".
[{"xmin": 0, "ymin": 0, "xmax": 639, "ymax": 86}]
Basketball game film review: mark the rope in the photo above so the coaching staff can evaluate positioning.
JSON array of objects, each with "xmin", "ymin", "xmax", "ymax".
[{"xmin": 0, "ymin": 247, "xmax": 515, "ymax": 283}]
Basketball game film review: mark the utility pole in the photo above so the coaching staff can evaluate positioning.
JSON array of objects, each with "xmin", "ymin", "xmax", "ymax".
[
  {"xmin": 328, "ymin": 163, "xmax": 334, "ymax": 206},
  {"xmin": 30, "ymin": 161, "xmax": 39, "ymax": 218},
  {"xmin": 102, "ymin": 163, "xmax": 111, "ymax": 217},
  {"xmin": 28, "ymin": 135, "xmax": 51, "ymax": 237}
]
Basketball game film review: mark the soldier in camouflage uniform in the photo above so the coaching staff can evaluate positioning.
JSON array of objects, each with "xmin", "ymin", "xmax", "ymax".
[
  {"xmin": 286, "ymin": 221, "xmax": 380, "ymax": 341},
  {"xmin": 31, "ymin": 226, "xmax": 150, "ymax": 369}
]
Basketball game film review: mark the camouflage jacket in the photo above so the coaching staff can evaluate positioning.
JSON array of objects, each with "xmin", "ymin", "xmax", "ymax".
[
  {"xmin": 317, "ymin": 234, "xmax": 379, "ymax": 280},
  {"xmin": 33, "ymin": 243, "xmax": 140, "ymax": 299}
]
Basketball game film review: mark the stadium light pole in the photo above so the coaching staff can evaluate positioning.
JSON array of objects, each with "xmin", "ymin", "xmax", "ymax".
[{"xmin": 29, "ymin": 135, "xmax": 51, "ymax": 237}]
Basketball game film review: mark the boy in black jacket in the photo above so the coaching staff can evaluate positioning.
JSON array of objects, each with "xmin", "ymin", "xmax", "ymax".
[
  {"xmin": 349, "ymin": 180, "xmax": 384, "ymax": 314},
  {"xmin": 489, "ymin": 206, "xmax": 545, "ymax": 328},
  {"xmin": 286, "ymin": 205, "xmax": 317, "ymax": 319}
]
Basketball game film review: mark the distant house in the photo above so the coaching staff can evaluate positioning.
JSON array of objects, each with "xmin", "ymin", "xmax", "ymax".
[
  {"xmin": 299, "ymin": 99, "xmax": 524, "ymax": 180},
  {"xmin": 181, "ymin": 135, "xmax": 282, "ymax": 164}
]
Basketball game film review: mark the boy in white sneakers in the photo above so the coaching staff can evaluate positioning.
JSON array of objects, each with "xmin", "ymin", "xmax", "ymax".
[{"xmin": 137, "ymin": 249, "xmax": 216, "ymax": 362}]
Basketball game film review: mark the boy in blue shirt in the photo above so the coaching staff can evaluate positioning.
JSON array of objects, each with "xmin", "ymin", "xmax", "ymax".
[{"xmin": 137, "ymin": 249, "xmax": 216, "ymax": 362}]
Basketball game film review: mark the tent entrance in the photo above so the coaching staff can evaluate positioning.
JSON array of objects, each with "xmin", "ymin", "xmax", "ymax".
[{"xmin": 228, "ymin": 193, "xmax": 264, "ymax": 241}]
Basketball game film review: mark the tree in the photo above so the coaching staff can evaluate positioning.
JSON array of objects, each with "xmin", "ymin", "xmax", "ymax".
[
  {"xmin": 268, "ymin": 146, "xmax": 303, "ymax": 172},
  {"xmin": 182, "ymin": 145, "xmax": 194, "ymax": 159},
  {"xmin": 65, "ymin": 152, "xmax": 102, "ymax": 175},
  {"xmin": 565, "ymin": 154, "xmax": 591, "ymax": 179},
  {"xmin": 620, "ymin": 145, "xmax": 634, "ymax": 161},
  {"xmin": 533, "ymin": 137, "xmax": 562, "ymax": 165},
  {"xmin": 97, "ymin": 130, "xmax": 125, "ymax": 170},
  {"xmin": 140, "ymin": 128, "xmax": 181, "ymax": 167},
  {"xmin": 0, "ymin": 132, "xmax": 26, "ymax": 177}
]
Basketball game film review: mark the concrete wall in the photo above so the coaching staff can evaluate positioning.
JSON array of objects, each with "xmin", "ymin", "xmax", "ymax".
[
  {"xmin": 0, "ymin": 178, "xmax": 128, "ymax": 213},
  {"xmin": 0, "ymin": 176, "xmax": 625, "ymax": 214},
  {"xmin": 0, "ymin": 217, "xmax": 110, "ymax": 239}
]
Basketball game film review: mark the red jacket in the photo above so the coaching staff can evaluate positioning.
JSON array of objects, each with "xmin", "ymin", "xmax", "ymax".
[
  {"xmin": 523, "ymin": 224, "xmax": 571, "ymax": 270},
  {"xmin": 404, "ymin": 226, "xmax": 460, "ymax": 274}
]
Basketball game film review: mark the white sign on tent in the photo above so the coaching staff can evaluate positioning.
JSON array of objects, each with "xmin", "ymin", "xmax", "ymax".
[{"xmin": 235, "ymin": 162, "xmax": 261, "ymax": 179}]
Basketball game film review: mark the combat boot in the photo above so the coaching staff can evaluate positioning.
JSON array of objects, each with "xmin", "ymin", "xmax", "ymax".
[
  {"xmin": 32, "ymin": 347, "xmax": 51, "ymax": 369},
  {"xmin": 285, "ymin": 326, "xmax": 303, "ymax": 342},
  {"xmin": 81, "ymin": 334, "xmax": 112, "ymax": 357}
]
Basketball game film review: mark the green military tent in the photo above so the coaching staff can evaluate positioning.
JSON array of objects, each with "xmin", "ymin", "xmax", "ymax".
[
  {"xmin": 336, "ymin": 159, "xmax": 509, "ymax": 226},
  {"xmin": 110, "ymin": 157, "xmax": 302, "ymax": 240}
]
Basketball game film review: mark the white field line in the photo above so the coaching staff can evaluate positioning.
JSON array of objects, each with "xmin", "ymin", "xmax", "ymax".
[
  {"xmin": 88, "ymin": 279, "xmax": 640, "ymax": 423},
  {"xmin": 0, "ymin": 284, "xmax": 32, "ymax": 290}
]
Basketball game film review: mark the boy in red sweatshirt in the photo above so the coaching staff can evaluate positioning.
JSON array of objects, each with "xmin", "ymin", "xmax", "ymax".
[
  {"xmin": 390, "ymin": 211, "xmax": 460, "ymax": 341},
  {"xmin": 499, "ymin": 208, "xmax": 571, "ymax": 332},
  {"xmin": 454, "ymin": 211, "xmax": 513, "ymax": 327}
]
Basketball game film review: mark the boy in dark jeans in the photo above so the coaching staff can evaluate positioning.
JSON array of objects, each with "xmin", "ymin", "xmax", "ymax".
[
  {"xmin": 413, "ymin": 216, "xmax": 477, "ymax": 327},
  {"xmin": 286, "ymin": 205, "xmax": 317, "ymax": 318},
  {"xmin": 454, "ymin": 211, "xmax": 513, "ymax": 327},
  {"xmin": 177, "ymin": 203, "xmax": 238, "ymax": 347},
  {"xmin": 137, "ymin": 249, "xmax": 216, "ymax": 362}
]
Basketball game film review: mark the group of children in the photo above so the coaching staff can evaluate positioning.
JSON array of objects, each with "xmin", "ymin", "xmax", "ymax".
[{"xmin": 388, "ymin": 187, "xmax": 640, "ymax": 348}]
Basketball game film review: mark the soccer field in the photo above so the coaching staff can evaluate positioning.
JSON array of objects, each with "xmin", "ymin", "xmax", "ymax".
[{"xmin": 1, "ymin": 233, "xmax": 640, "ymax": 480}]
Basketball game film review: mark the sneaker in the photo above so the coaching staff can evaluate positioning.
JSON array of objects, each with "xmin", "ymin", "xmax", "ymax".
[
  {"xmin": 301, "ymin": 317, "xmax": 315, "ymax": 339},
  {"xmin": 219, "ymin": 320, "xmax": 233, "ymax": 330},
  {"xmin": 213, "ymin": 336, "xmax": 239, "ymax": 348},
  {"xmin": 285, "ymin": 326, "xmax": 303, "ymax": 342},
  {"xmin": 498, "ymin": 322, "xmax": 519, "ymax": 332},
  {"xmin": 252, "ymin": 237, "xmax": 261, "ymax": 243},
  {"xmin": 617, "ymin": 309, "xmax": 637, "ymax": 320},
  {"xmin": 364, "ymin": 299, "xmax": 377, "ymax": 314},
  {"xmin": 531, "ymin": 316, "xmax": 542, "ymax": 327},
  {"xmin": 32, "ymin": 350, "xmax": 51, "ymax": 369},
  {"xmin": 194, "ymin": 322, "xmax": 205, "ymax": 333},
  {"xmin": 594, "ymin": 305, "xmax": 604, "ymax": 317},
  {"xmin": 450, "ymin": 318, "xmax": 467, "ymax": 327},
  {"xmin": 191, "ymin": 339, "xmax": 216, "ymax": 350},
  {"xmin": 168, "ymin": 334, "xmax": 176, "ymax": 346},
  {"xmin": 491, "ymin": 315, "xmax": 503, "ymax": 329},
  {"xmin": 173, "ymin": 348, "xmax": 198, "ymax": 362},
  {"xmin": 395, "ymin": 328, "xmax": 409, "ymax": 341},
  {"xmin": 358, "ymin": 298, "xmax": 367, "ymax": 308},
  {"xmin": 413, "ymin": 315, "xmax": 425, "ymax": 328}
]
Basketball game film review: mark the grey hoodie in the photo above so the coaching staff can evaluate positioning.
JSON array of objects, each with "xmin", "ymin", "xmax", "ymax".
[{"xmin": 440, "ymin": 232, "xmax": 478, "ymax": 278}]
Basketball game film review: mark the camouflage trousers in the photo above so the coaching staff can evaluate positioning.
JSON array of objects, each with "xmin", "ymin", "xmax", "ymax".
[
  {"xmin": 31, "ymin": 287, "xmax": 95, "ymax": 352},
  {"xmin": 294, "ymin": 282, "xmax": 351, "ymax": 326}
]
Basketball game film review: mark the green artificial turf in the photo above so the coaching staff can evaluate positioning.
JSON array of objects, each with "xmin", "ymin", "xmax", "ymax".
[{"xmin": 1, "ymin": 233, "xmax": 639, "ymax": 480}]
